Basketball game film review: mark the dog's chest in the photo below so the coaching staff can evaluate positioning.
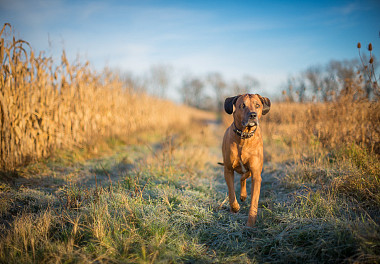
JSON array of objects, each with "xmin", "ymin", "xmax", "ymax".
[
  {"xmin": 231, "ymin": 158, "xmax": 249, "ymax": 174},
  {"xmin": 231, "ymin": 146, "xmax": 253, "ymax": 174}
]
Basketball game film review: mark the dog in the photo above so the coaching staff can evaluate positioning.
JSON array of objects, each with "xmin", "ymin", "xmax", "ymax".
[{"xmin": 222, "ymin": 94, "xmax": 271, "ymax": 227}]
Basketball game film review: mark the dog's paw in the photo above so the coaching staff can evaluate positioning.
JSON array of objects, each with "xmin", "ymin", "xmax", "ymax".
[
  {"xmin": 246, "ymin": 215, "xmax": 257, "ymax": 227},
  {"xmin": 230, "ymin": 201, "xmax": 240, "ymax": 213}
]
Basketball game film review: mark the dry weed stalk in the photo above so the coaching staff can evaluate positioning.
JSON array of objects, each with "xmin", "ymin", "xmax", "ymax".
[{"xmin": 357, "ymin": 42, "xmax": 379, "ymax": 97}]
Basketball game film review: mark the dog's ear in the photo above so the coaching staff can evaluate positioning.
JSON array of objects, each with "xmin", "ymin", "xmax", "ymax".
[
  {"xmin": 256, "ymin": 94, "xmax": 271, "ymax": 115},
  {"xmin": 224, "ymin": 95, "xmax": 240, "ymax": 115}
]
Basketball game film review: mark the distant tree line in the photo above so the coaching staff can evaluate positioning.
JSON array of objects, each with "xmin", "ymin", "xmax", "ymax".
[
  {"xmin": 119, "ymin": 43, "xmax": 378, "ymax": 109},
  {"xmin": 283, "ymin": 44, "xmax": 379, "ymax": 102},
  {"xmin": 119, "ymin": 65, "xmax": 260, "ymax": 111},
  {"xmin": 179, "ymin": 72, "xmax": 259, "ymax": 111}
]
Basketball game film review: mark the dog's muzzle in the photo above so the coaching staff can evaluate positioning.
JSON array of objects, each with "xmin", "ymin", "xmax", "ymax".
[{"xmin": 242, "ymin": 112, "xmax": 258, "ymax": 127}]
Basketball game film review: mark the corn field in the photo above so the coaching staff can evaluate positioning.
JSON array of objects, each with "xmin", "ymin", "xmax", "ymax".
[{"xmin": 0, "ymin": 23, "xmax": 198, "ymax": 170}]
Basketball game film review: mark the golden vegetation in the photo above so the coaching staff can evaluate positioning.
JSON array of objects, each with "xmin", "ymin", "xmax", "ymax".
[
  {"xmin": 0, "ymin": 24, "xmax": 379, "ymax": 263},
  {"xmin": 223, "ymin": 98, "xmax": 379, "ymax": 161},
  {"xmin": 264, "ymin": 42, "xmax": 380, "ymax": 158},
  {"xmin": 0, "ymin": 23, "xmax": 207, "ymax": 170},
  {"xmin": 263, "ymin": 100, "xmax": 379, "ymax": 156}
]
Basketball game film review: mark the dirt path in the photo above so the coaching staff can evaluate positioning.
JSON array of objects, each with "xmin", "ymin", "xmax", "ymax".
[{"xmin": 10, "ymin": 116, "xmax": 291, "ymax": 223}]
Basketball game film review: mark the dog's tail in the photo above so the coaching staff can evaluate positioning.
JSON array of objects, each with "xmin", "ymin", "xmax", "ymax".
[{"xmin": 217, "ymin": 162, "xmax": 224, "ymax": 166}]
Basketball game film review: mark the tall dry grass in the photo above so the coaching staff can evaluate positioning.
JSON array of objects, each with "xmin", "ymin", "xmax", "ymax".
[
  {"xmin": 0, "ymin": 24, "xmax": 203, "ymax": 170},
  {"xmin": 259, "ymin": 85, "xmax": 380, "ymax": 216},
  {"xmin": 262, "ymin": 98, "xmax": 379, "ymax": 156},
  {"xmin": 266, "ymin": 42, "xmax": 380, "ymax": 156},
  {"xmin": 222, "ymin": 91, "xmax": 379, "ymax": 158}
]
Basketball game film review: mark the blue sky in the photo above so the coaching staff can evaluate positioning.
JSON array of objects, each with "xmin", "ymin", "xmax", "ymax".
[{"xmin": 1, "ymin": 0, "xmax": 379, "ymax": 100}]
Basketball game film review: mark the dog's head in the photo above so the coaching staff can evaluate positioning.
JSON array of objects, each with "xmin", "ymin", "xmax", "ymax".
[{"xmin": 224, "ymin": 94, "xmax": 271, "ymax": 128}]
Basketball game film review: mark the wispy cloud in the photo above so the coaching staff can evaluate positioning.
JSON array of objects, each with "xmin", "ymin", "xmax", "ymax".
[
  {"xmin": 2, "ymin": 0, "xmax": 64, "ymax": 26},
  {"xmin": 332, "ymin": 2, "xmax": 361, "ymax": 15}
]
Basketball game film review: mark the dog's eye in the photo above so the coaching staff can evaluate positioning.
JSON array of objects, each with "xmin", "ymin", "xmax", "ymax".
[{"xmin": 241, "ymin": 103, "xmax": 246, "ymax": 109}]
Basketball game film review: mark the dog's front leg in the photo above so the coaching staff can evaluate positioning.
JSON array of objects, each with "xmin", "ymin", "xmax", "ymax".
[
  {"xmin": 224, "ymin": 167, "xmax": 240, "ymax": 213},
  {"xmin": 247, "ymin": 166, "xmax": 262, "ymax": 227},
  {"xmin": 240, "ymin": 171, "xmax": 251, "ymax": 202}
]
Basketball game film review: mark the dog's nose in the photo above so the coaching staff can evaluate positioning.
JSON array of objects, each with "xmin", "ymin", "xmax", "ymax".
[{"xmin": 249, "ymin": 112, "xmax": 257, "ymax": 119}]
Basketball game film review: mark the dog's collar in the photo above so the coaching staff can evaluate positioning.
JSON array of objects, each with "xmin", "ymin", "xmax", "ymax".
[{"xmin": 233, "ymin": 123, "xmax": 257, "ymax": 139}]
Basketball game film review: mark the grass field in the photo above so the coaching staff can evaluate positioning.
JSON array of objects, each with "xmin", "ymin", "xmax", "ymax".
[
  {"xmin": 1, "ymin": 110, "xmax": 379, "ymax": 263},
  {"xmin": 1, "ymin": 24, "xmax": 379, "ymax": 263}
]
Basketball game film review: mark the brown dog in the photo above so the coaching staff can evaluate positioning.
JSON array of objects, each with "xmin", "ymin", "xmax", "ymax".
[{"xmin": 222, "ymin": 94, "xmax": 271, "ymax": 227}]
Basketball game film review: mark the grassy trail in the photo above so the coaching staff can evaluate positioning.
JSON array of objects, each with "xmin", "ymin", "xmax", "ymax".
[{"xmin": 0, "ymin": 117, "xmax": 379, "ymax": 263}]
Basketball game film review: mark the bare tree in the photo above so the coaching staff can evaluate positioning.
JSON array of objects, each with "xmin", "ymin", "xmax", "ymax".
[
  {"xmin": 295, "ymin": 76, "xmax": 307, "ymax": 102},
  {"xmin": 231, "ymin": 75, "xmax": 260, "ymax": 95},
  {"xmin": 303, "ymin": 60, "xmax": 358, "ymax": 102},
  {"xmin": 283, "ymin": 77, "xmax": 296, "ymax": 102},
  {"xmin": 282, "ymin": 58, "xmax": 375, "ymax": 102},
  {"xmin": 148, "ymin": 64, "xmax": 172, "ymax": 98},
  {"xmin": 327, "ymin": 59, "xmax": 358, "ymax": 98},
  {"xmin": 120, "ymin": 71, "xmax": 147, "ymax": 93},
  {"xmin": 207, "ymin": 72, "xmax": 227, "ymax": 112},
  {"xmin": 304, "ymin": 66, "xmax": 323, "ymax": 101},
  {"xmin": 242, "ymin": 75, "xmax": 260, "ymax": 93},
  {"xmin": 179, "ymin": 76, "xmax": 205, "ymax": 109}
]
